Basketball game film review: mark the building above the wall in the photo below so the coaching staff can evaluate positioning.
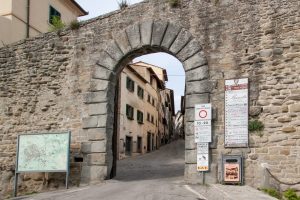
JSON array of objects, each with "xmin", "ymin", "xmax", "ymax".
[{"xmin": 0, "ymin": 0, "xmax": 87, "ymax": 47}]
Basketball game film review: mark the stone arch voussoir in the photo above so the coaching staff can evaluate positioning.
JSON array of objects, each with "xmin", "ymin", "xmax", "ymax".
[{"xmin": 82, "ymin": 19, "xmax": 212, "ymax": 184}]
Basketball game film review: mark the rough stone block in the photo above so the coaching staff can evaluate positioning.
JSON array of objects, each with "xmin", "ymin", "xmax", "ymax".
[
  {"xmin": 249, "ymin": 106, "xmax": 262, "ymax": 117},
  {"xmin": 82, "ymin": 116, "xmax": 98, "ymax": 128},
  {"xmin": 81, "ymin": 166, "xmax": 107, "ymax": 184},
  {"xmin": 84, "ymin": 90, "xmax": 115, "ymax": 104},
  {"xmin": 169, "ymin": 29, "xmax": 192, "ymax": 54},
  {"xmin": 186, "ymin": 80, "xmax": 214, "ymax": 95},
  {"xmin": 96, "ymin": 51, "xmax": 117, "ymax": 71},
  {"xmin": 269, "ymin": 134, "xmax": 287, "ymax": 142},
  {"xmin": 185, "ymin": 108, "xmax": 195, "ymax": 122},
  {"xmin": 140, "ymin": 20, "xmax": 153, "ymax": 46},
  {"xmin": 81, "ymin": 140, "xmax": 107, "ymax": 153},
  {"xmin": 86, "ymin": 153, "xmax": 106, "ymax": 165},
  {"xmin": 161, "ymin": 23, "xmax": 181, "ymax": 49},
  {"xmin": 186, "ymin": 65, "xmax": 209, "ymax": 82},
  {"xmin": 176, "ymin": 38, "xmax": 202, "ymax": 62},
  {"xmin": 86, "ymin": 128, "xmax": 107, "ymax": 141},
  {"xmin": 92, "ymin": 66, "xmax": 114, "ymax": 80},
  {"xmin": 105, "ymin": 41, "xmax": 124, "ymax": 61},
  {"xmin": 185, "ymin": 121, "xmax": 194, "ymax": 136},
  {"xmin": 185, "ymin": 149, "xmax": 197, "ymax": 164},
  {"xmin": 88, "ymin": 103, "xmax": 111, "ymax": 116},
  {"xmin": 289, "ymin": 104, "xmax": 300, "ymax": 112},
  {"xmin": 282, "ymin": 127, "xmax": 296, "ymax": 133},
  {"xmin": 185, "ymin": 135, "xmax": 196, "ymax": 150},
  {"xmin": 126, "ymin": 23, "xmax": 141, "ymax": 49},
  {"xmin": 82, "ymin": 115, "xmax": 108, "ymax": 128},
  {"xmin": 113, "ymin": 31, "xmax": 132, "ymax": 55},
  {"xmin": 185, "ymin": 93, "xmax": 210, "ymax": 108},
  {"xmin": 183, "ymin": 51, "xmax": 207, "ymax": 72},
  {"xmin": 89, "ymin": 79, "xmax": 110, "ymax": 91},
  {"xmin": 151, "ymin": 21, "xmax": 168, "ymax": 46}
]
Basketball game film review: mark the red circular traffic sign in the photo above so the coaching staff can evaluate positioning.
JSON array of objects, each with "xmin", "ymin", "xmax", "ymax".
[{"xmin": 199, "ymin": 110, "xmax": 208, "ymax": 118}]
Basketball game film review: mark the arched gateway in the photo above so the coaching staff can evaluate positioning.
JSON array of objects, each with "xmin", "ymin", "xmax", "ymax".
[
  {"xmin": 0, "ymin": 0, "xmax": 299, "ymax": 196},
  {"xmin": 81, "ymin": 20, "xmax": 212, "ymax": 184}
]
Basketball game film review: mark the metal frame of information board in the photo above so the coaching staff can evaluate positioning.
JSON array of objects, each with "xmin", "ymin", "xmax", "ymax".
[
  {"xmin": 13, "ymin": 131, "xmax": 71, "ymax": 197},
  {"xmin": 224, "ymin": 78, "xmax": 249, "ymax": 148}
]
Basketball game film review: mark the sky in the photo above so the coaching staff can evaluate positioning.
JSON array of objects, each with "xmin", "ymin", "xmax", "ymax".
[{"xmin": 75, "ymin": 0, "xmax": 185, "ymax": 112}]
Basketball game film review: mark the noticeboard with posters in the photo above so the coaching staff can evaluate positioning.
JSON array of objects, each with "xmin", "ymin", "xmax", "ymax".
[{"xmin": 224, "ymin": 78, "xmax": 249, "ymax": 148}]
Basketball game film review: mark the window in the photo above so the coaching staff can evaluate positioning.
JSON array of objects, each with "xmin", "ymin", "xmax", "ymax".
[
  {"xmin": 151, "ymin": 115, "xmax": 154, "ymax": 124},
  {"xmin": 137, "ymin": 86, "xmax": 144, "ymax": 99},
  {"xmin": 147, "ymin": 94, "xmax": 151, "ymax": 103},
  {"xmin": 49, "ymin": 6, "xmax": 61, "ymax": 25},
  {"xmin": 152, "ymin": 98, "xmax": 155, "ymax": 106},
  {"xmin": 147, "ymin": 113, "xmax": 150, "ymax": 121},
  {"xmin": 126, "ymin": 104, "xmax": 134, "ymax": 120},
  {"xmin": 137, "ymin": 110, "xmax": 143, "ymax": 124},
  {"xmin": 126, "ymin": 77, "xmax": 134, "ymax": 92}
]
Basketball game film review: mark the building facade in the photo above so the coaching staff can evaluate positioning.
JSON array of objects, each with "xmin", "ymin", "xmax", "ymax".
[
  {"xmin": 0, "ymin": 0, "xmax": 87, "ymax": 47},
  {"xmin": 117, "ymin": 62, "xmax": 175, "ymax": 159}
]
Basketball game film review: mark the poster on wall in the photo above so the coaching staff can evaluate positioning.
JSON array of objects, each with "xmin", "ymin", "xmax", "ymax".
[
  {"xmin": 224, "ymin": 78, "xmax": 249, "ymax": 147},
  {"xmin": 197, "ymin": 143, "xmax": 209, "ymax": 171},
  {"xmin": 224, "ymin": 163, "xmax": 240, "ymax": 182}
]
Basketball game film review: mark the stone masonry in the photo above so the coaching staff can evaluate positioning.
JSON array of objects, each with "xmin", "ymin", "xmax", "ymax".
[{"xmin": 0, "ymin": 0, "xmax": 299, "ymax": 197}]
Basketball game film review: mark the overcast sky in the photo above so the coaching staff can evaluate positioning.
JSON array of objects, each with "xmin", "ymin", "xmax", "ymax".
[{"xmin": 75, "ymin": 0, "xmax": 185, "ymax": 112}]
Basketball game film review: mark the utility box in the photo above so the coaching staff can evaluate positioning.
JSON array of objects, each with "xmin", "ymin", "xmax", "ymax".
[{"xmin": 222, "ymin": 155, "xmax": 243, "ymax": 185}]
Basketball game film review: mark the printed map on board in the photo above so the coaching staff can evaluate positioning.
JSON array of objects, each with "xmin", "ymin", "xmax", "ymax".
[{"xmin": 17, "ymin": 133, "xmax": 70, "ymax": 172}]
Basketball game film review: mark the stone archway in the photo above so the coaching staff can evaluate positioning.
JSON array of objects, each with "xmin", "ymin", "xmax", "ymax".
[{"xmin": 81, "ymin": 20, "xmax": 213, "ymax": 184}]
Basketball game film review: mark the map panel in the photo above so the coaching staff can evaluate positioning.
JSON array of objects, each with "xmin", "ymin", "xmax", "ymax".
[{"xmin": 17, "ymin": 133, "xmax": 70, "ymax": 172}]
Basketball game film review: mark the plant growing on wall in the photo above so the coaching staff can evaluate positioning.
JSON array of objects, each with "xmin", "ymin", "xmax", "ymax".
[
  {"xmin": 118, "ymin": 0, "xmax": 129, "ymax": 9},
  {"xmin": 261, "ymin": 188, "xmax": 281, "ymax": 199},
  {"xmin": 49, "ymin": 16, "xmax": 65, "ymax": 32},
  {"xmin": 283, "ymin": 189, "xmax": 300, "ymax": 200},
  {"xmin": 70, "ymin": 20, "xmax": 81, "ymax": 30},
  {"xmin": 168, "ymin": 0, "xmax": 180, "ymax": 8},
  {"xmin": 248, "ymin": 119, "xmax": 264, "ymax": 137}
]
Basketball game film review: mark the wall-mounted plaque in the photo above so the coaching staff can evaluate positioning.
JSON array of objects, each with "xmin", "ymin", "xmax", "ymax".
[{"xmin": 224, "ymin": 78, "xmax": 249, "ymax": 147}]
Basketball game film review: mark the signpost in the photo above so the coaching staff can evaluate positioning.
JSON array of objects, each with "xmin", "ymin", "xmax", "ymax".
[
  {"xmin": 14, "ymin": 132, "xmax": 71, "ymax": 197},
  {"xmin": 194, "ymin": 103, "xmax": 212, "ymax": 176},
  {"xmin": 194, "ymin": 104, "xmax": 212, "ymax": 143},
  {"xmin": 224, "ymin": 78, "xmax": 249, "ymax": 147},
  {"xmin": 197, "ymin": 143, "xmax": 209, "ymax": 171}
]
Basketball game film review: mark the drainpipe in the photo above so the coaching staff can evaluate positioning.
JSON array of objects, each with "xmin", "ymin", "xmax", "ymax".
[{"xmin": 26, "ymin": 0, "xmax": 30, "ymax": 38}]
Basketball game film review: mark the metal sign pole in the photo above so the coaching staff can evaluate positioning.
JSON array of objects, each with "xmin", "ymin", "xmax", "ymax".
[
  {"xmin": 202, "ymin": 171, "xmax": 205, "ymax": 185},
  {"xmin": 13, "ymin": 172, "xmax": 18, "ymax": 197}
]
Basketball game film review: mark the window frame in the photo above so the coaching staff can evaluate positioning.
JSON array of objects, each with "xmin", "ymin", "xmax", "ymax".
[
  {"xmin": 49, "ymin": 5, "xmax": 61, "ymax": 25},
  {"xmin": 137, "ymin": 86, "xmax": 144, "ymax": 99},
  {"xmin": 137, "ymin": 110, "xmax": 144, "ymax": 124},
  {"xmin": 126, "ymin": 104, "xmax": 134, "ymax": 120},
  {"xmin": 126, "ymin": 77, "xmax": 135, "ymax": 92}
]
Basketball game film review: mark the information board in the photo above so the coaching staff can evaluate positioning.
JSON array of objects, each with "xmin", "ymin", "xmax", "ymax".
[
  {"xmin": 197, "ymin": 143, "xmax": 209, "ymax": 171},
  {"xmin": 194, "ymin": 120, "xmax": 212, "ymax": 143},
  {"xmin": 224, "ymin": 78, "xmax": 249, "ymax": 147},
  {"xmin": 17, "ymin": 132, "xmax": 70, "ymax": 172}
]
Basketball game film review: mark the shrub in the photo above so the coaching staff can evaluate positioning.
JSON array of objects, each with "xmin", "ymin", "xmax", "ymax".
[
  {"xmin": 118, "ymin": 0, "xmax": 129, "ymax": 9},
  {"xmin": 70, "ymin": 20, "xmax": 80, "ymax": 30},
  {"xmin": 261, "ymin": 188, "xmax": 281, "ymax": 199},
  {"xmin": 283, "ymin": 189, "xmax": 300, "ymax": 200},
  {"xmin": 249, "ymin": 120, "xmax": 264, "ymax": 133},
  {"xmin": 49, "ymin": 16, "xmax": 65, "ymax": 32}
]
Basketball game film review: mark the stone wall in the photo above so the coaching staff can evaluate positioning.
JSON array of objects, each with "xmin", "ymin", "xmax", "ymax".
[{"xmin": 0, "ymin": 0, "xmax": 299, "ymax": 197}]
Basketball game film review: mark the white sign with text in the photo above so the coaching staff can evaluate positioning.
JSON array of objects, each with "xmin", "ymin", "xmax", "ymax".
[{"xmin": 225, "ymin": 78, "xmax": 249, "ymax": 147}]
